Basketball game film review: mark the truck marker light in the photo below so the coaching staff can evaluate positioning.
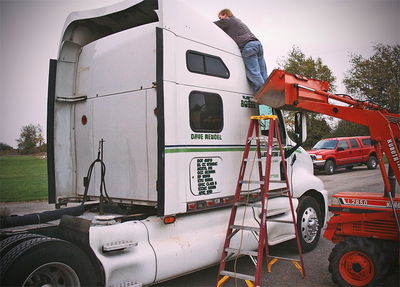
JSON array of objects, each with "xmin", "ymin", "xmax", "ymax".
[
  {"xmin": 163, "ymin": 216, "xmax": 176, "ymax": 224},
  {"xmin": 81, "ymin": 115, "xmax": 88, "ymax": 125},
  {"xmin": 222, "ymin": 197, "xmax": 231, "ymax": 204}
]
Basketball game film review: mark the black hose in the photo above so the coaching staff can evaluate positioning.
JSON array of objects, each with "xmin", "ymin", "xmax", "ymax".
[
  {"xmin": 82, "ymin": 139, "xmax": 111, "ymax": 205},
  {"xmin": 0, "ymin": 205, "xmax": 85, "ymax": 228}
]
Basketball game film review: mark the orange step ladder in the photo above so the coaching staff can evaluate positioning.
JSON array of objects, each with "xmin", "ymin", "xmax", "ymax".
[{"xmin": 216, "ymin": 115, "xmax": 305, "ymax": 287}]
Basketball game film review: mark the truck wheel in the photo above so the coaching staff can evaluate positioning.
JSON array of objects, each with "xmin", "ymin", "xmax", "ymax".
[
  {"xmin": 328, "ymin": 237, "xmax": 388, "ymax": 287},
  {"xmin": 366, "ymin": 156, "xmax": 377, "ymax": 170},
  {"xmin": 324, "ymin": 160, "xmax": 335, "ymax": 175},
  {"xmin": 1, "ymin": 236, "xmax": 97, "ymax": 286},
  {"xmin": 297, "ymin": 196, "xmax": 322, "ymax": 252}
]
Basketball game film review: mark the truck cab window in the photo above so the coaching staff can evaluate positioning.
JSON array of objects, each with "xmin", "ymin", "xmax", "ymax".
[
  {"xmin": 186, "ymin": 51, "xmax": 230, "ymax": 78},
  {"xmin": 189, "ymin": 91, "xmax": 223, "ymax": 133}
]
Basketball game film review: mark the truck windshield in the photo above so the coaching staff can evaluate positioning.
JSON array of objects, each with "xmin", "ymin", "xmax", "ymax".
[{"xmin": 312, "ymin": 139, "xmax": 338, "ymax": 150}]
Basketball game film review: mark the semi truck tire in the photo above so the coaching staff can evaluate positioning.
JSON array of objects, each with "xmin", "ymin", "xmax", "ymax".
[
  {"xmin": 1, "ymin": 236, "xmax": 97, "ymax": 286},
  {"xmin": 328, "ymin": 237, "xmax": 388, "ymax": 287},
  {"xmin": 0, "ymin": 233, "xmax": 44, "ymax": 255},
  {"xmin": 366, "ymin": 156, "xmax": 377, "ymax": 170},
  {"xmin": 297, "ymin": 196, "xmax": 322, "ymax": 252},
  {"xmin": 324, "ymin": 159, "xmax": 335, "ymax": 175}
]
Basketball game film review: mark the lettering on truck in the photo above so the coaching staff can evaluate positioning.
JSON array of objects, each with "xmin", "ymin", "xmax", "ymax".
[{"xmin": 387, "ymin": 139, "xmax": 400, "ymax": 169}]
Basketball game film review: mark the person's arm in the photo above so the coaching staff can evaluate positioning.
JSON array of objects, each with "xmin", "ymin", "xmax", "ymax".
[{"xmin": 214, "ymin": 18, "xmax": 229, "ymax": 29}]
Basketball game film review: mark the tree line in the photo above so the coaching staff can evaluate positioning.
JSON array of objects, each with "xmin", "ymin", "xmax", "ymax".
[
  {"xmin": 0, "ymin": 124, "xmax": 46, "ymax": 155},
  {"xmin": 0, "ymin": 43, "xmax": 398, "ymax": 153}
]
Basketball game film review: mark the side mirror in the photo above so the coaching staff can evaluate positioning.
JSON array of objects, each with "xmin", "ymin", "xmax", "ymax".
[
  {"xmin": 294, "ymin": 112, "xmax": 307, "ymax": 144},
  {"xmin": 337, "ymin": 147, "xmax": 344, "ymax": 152}
]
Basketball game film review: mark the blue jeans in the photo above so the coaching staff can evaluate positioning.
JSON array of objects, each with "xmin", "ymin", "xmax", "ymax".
[{"xmin": 241, "ymin": 41, "xmax": 268, "ymax": 92}]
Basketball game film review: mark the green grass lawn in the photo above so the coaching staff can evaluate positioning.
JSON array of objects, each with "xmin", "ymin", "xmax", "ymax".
[{"xmin": 0, "ymin": 156, "xmax": 48, "ymax": 202}]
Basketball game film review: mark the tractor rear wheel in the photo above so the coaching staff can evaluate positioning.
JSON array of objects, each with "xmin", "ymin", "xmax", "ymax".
[
  {"xmin": 328, "ymin": 237, "xmax": 388, "ymax": 287},
  {"xmin": 1, "ymin": 236, "xmax": 97, "ymax": 286}
]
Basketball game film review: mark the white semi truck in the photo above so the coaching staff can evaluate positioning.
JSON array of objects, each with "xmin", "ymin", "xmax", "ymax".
[{"xmin": 0, "ymin": 0, "xmax": 328, "ymax": 286}]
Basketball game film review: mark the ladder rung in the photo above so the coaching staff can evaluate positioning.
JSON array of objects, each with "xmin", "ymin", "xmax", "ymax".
[
  {"xmin": 248, "ymin": 136, "xmax": 268, "ymax": 141},
  {"xmin": 231, "ymin": 225, "xmax": 260, "ymax": 232},
  {"xmin": 267, "ymin": 255, "xmax": 301, "ymax": 262},
  {"xmin": 239, "ymin": 190, "xmax": 260, "ymax": 195},
  {"xmin": 225, "ymin": 247, "xmax": 258, "ymax": 257},
  {"xmin": 244, "ymin": 158, "xmax": 263, "ymax": 162},
  {"xmin": 240, "ymin": 180, "xmax": 264, "ymax": 185},
  {"xmin": 219, "ymin": 271, "xmax": 255, "ymax": 282}
]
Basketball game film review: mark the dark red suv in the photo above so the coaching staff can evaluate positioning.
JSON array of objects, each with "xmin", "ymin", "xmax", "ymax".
[{"xmin": 307, "ymin": 136, "xmax": 378, "ymax": 175}]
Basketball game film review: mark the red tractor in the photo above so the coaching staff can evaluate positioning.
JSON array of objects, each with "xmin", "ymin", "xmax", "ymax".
[{"xmin": 255, "ymin": 70, "xmax": 400, "ymax": 287}]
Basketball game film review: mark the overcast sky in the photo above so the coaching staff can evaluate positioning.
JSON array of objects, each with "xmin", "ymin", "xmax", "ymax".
[{"xmin": 0, "ymin": 0, "xmax": 399, "ymax": 147}]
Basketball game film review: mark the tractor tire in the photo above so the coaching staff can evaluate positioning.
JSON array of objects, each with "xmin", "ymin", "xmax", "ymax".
[
  {"xmin": 328, "ymin": 237, "xmax": 389, "ymax": 287},
  {"xmin": 324, "ymin": 159, "xmax": 335, "ymax": 175},
  {"xmin": 1, "ymin": 236, "xmax": 97, "ymax": 286},
  {"xmin": 297, "ymin": 196, "xmax": 322, "ymax": 252},
  {"xmin": 366, "ymin": 156, "xmax": 378, "ymax": 170},
  {"xmin": 0, "ymin": 233, "xmax": 44, "ymax": 255}
]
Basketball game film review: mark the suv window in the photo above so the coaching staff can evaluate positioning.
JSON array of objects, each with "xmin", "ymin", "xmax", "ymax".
[
  {"xmin": 189, "ymin": 91, "xmax": 223, "ymax": 133},
  {"xmin": 349, "ymin": 139, "xmax": 359, "ymax": 148},
  {"xmin": 362, "ymin": 138, "xmax": 372, "ymax": 146},
  {"xmin": 338, "ymin": 140, "xmax": 349, "ymax": 150},
  {"xmin": 312, "ymin": 139, "xmax": 338, "ymax": 150},
  {"xmin": 186, "ymin": 51, "xmax": 230, "ymax": 78}
]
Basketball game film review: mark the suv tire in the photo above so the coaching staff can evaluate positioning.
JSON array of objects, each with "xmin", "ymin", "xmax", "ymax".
[
  {"xmin": 324, "ymin": 160, "xmax": 335, "ymax": 175},
  {"xmin": 367, "ymin": 155, "xmax": 378, "ymax": 170}
]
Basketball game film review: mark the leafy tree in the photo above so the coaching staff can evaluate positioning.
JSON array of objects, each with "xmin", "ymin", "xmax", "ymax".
[
  {"xmin": 0, "ymin": 142, "xmax": 13, "ymax": 151},
  {"xmin": 16, "ymin": 124, "xmax": 44, "ymax": 154},
  {"xmin": 302, "ymin": 116, "xmax": 332, "ymax": 149},
  {"xmin": 344, "ymin": 44, "xmax": 400, "ymax": 113},
  {"xmin": 279, "ymin": 46, "xmax": 336, "ymax": 92},
  {"xmin": 331, "ymin": 120, "xmax": 369, "ymax": 137},
  {"xmin": 278, "ymin": 46, "xmax": 336, "ymax": 147}
]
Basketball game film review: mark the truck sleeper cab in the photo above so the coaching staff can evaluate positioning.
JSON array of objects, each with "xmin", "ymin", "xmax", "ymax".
[{"xmin": 0, "ymin": 0, "xmax": 328, "ymax": 286}]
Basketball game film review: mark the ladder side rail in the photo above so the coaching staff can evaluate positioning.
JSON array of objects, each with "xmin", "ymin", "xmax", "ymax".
[
  {"xmin": 254, "ymin": 121, "xmax": 265, "ymax": 191},
  {"xmin": 217, "ymin": 119, "xmax": 257, "ymax": 279},
  {"xmin": 274, "ymin": 119, "xmax": 305, "ymax": 277},
  {"xmin": 254, "ymin": 118, "xmax": 275, "ymax": 286}
]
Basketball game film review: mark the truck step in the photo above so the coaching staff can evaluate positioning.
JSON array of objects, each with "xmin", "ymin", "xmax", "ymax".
[
  {"xmin": 266, "ymin": 219, "xmax": 294, "ymax": 224},
  {"xmin": 219, "ymin": 270, "xmax": 255, "ymax": 282},
  {"xmin": 230, "ymin": 224, "xmax": 260, "ymax": 232}
]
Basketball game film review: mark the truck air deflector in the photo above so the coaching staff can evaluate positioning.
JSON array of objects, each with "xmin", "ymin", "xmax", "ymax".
[{"xmin": 60, "ymin": 0, "xmax": 158, "ymax": 51}]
